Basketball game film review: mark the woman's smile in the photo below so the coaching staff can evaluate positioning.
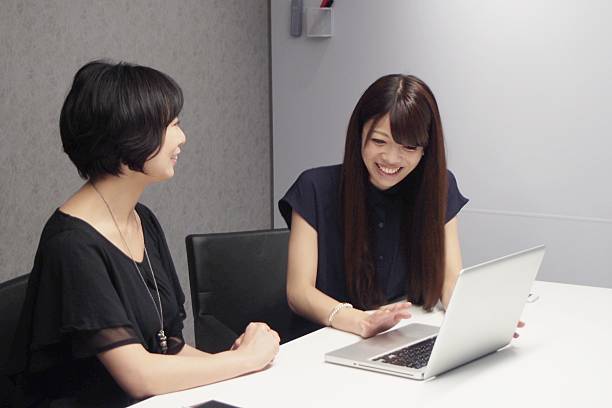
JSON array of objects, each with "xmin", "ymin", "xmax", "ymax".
[{"xmin": 376, "ymin": 163, "xmax": 402, "ymax": 176}]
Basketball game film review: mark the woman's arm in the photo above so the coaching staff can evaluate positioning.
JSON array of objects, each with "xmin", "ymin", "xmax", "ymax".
[
  {"xmin": 177, "ymin": 343, "xmax": 211, "ymax": 357},
  {"xmin": 287, "ymin": 211, "xmax": 410, "ymax": 337},
  {"xmin": 98, "ymin": 322, "xmax": 279, "ymax": 399},
  {"xmin": 441, "ymin": 217, "xmax": 463, "ymax": 309}
]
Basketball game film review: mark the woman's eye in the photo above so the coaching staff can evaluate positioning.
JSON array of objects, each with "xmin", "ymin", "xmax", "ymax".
[
  {"xmin": 402, "ymin": 145, "xmax": 418, "ymax": 151},
  {"xmin": 372, "ymin": 138, "xmax": 385, "ymax": 146}
]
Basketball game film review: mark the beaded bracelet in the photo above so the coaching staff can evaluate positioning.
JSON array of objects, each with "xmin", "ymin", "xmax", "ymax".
[{"xmin": 328, "ymin": 302, "xmax": 353, "ymax": 327}]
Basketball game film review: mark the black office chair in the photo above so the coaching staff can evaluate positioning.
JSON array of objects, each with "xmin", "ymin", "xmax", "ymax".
[
  {"xmin": 0, "ymin": 274, "xmax": 29, "ymax": 404},
  {"xmin": 186, "ymin": 229, "xmax": 315, "ymax": 353}
]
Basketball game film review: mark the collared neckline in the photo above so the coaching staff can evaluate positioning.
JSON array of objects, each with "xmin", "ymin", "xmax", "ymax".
[{"xmin": 366, "ymin": 174, "xmax": 412, "ymax": 207}]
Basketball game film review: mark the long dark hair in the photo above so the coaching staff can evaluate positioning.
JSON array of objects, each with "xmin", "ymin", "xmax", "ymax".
[{"xmin": 340, "ymin": 74, "xmax": 447, "ymax": 310}]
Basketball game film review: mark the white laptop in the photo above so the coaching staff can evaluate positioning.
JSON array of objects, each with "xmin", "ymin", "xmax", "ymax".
[{"xmin": 324, "ymin": 245, "xmax": 545, "ymax": 380}]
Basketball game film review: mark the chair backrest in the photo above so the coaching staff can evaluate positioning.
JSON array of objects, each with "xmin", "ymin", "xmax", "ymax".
[
  {"xmin": 186, "ymin": 229, "xmax": 309, "ymax": 353},
  {"xmin": 0, "ymin": 274, "xmax": 29, "ymax": 367}
]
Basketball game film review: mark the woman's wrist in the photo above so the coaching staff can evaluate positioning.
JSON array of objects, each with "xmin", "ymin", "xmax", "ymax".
[
  {"xmin": 327, "ymin": 302, "xmax": 353, "ymax": 326},
  {"xmin": 231, "ymin": 347, "xmax": 260, "ymax": 373},
  {"xmin": 353, "ymin": 309, "xmax": 372, "ymax": 337},
  {"xmin": 356, "ymin": 313, "xmax": 374, "ymax": 338},
  {"xmin": 329, "ymin": 306, "xmax": 369, "ymax": 336}
]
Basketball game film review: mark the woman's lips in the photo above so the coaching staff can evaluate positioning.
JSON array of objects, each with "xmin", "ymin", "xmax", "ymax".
[{"xmin": 376, "ymin": 163, "xmax": 401, "ymax": 176}]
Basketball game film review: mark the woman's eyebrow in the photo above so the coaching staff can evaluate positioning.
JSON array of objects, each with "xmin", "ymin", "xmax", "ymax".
[{"xmin": 372, "ymin": 129, "xmax": 390, "ymax": 138}]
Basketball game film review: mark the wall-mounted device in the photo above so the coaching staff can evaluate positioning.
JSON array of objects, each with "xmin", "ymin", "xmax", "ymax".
[{"xmin": 290, "ymin": 0, "xmax": 303, "ymax": 37}]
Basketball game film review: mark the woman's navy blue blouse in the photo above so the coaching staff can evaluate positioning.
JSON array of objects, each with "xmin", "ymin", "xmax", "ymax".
[{"xmin": 279, "ymin": 164, "xmax": 469, "ymax": 305}]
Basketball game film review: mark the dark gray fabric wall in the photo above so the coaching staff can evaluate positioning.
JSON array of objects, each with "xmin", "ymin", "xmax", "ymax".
[{"xmin": 0, "ymin": 0, "xmax": 271, "ymax": 344}]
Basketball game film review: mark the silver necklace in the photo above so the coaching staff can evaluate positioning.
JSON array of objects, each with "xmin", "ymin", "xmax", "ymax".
[{"xmin": 91, "ymin": 183, "xmax": 168, "ymax": 353}]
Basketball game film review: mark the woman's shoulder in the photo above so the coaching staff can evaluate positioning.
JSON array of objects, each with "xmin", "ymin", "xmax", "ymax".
[
  {"xmin": 445, "ymin": 169, "xmax": 467, "ymax": 195},
  {"xmin": 299, "ymin": 164, "xmax": 341, "ymax": 179},
  {"xmin": 33, "ymin": 210, "xmax": 110, "ymax": 263},
  {"xmin": 295, "ymin": 164, "xmax": 342, "ymax": 190},
  {"xmin": 41, "ymin": 210, "xmax": 100, "ymax": 243},
  {"xmin": 279, "ymin": 165, "xmax": 342, "ymax": 228},
  {"xmin": 444, "ymin": 169, "xmax": 469, "ymax": 221}
]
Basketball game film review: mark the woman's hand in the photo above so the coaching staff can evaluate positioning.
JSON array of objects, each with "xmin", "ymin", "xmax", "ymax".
[
  {"xmin": 513, "ymin": 320, "xmax": 526, "ymax": 338},
  {"xmin": 232, "ymin": 322, "xmax": 280, "ymax": 371},
  {"xmin": 358, "ymin": 302, "xmax": 412, "ymax": 338},
  {"xmin": 230, "ymin": 333, "xmax": 244, "ymax": 350}
]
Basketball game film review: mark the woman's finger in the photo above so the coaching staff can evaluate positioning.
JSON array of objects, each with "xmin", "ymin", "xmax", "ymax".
[
  {"xmin": 396, "ymin": 310, "xmax": 411, "ymax": 319},
  {"xmin": 380, "ymin": 302, "xmax": 411, "ymax": 312}
]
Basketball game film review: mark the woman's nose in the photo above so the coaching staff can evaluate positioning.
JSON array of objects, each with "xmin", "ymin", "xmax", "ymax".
[
  {"xmin": 381, "ymin": 145, "xmax": 402, "ymax": 165},
  {"xmin": 179, "ymin": 127, "xmax": 186, "ymax": 145}
]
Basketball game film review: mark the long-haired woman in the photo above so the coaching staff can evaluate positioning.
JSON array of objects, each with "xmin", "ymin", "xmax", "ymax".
[{"xmin": 279, "ymin": 74, "xmax": 469, "ymax": 338}]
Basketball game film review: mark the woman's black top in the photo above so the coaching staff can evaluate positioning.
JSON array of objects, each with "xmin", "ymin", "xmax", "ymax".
[
  {"xmin": 279, "ymin": 164, "xmax": 469, "ymax": 304},
  {"xmin": 6, "ymin": 203, "xmax": 186, "ymax": 407}
]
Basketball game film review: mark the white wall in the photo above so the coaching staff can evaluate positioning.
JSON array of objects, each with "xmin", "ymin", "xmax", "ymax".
[{"xmin": 272, "ymin": 0, "xmax": 612, "ymax": 288}]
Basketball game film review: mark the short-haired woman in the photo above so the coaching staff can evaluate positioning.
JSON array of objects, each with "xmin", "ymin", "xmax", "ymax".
[
  {"xmin": 279, "ymin": 74, "xmax": 470, "ymax": 338},
  {"xmin": 8, "ymin": 60, "xmax": 279, "ymax": 407}
]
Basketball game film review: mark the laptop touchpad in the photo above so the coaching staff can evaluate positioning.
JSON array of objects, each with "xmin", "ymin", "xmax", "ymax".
[
  {"xmin": 361, "ymin": 323, "xmax": 439, "ymax": 357},
  {"xmin": 327, "ymin": 323, "xmax": 440, "ymax": 360}
]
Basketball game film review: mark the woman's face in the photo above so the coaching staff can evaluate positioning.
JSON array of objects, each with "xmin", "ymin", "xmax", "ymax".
[
  {"xmin": 361, "ymin": 114, "xmax": 424, "ymax": 190},
  {"xmin": 143, "ymin": 118, "xmax": 186, "ymax": 181}
]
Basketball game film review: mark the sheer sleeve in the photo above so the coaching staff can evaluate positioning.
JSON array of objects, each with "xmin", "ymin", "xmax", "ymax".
[
  {"xmin": 30, "ymin": 231, "xmax": 137, "ymax": 351},
  {"xmin": 166, "ymin": 336, "xmax": 185, "ymax": 355},
  {"xmin": 72, "ymin": 325, "xmax": 185, "ymax": 356},
  {"xmin": 72, "ymin": 326, "xmax": 141, "ymax": 357}
]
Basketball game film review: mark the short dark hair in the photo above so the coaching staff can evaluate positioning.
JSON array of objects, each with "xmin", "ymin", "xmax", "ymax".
[{"xmin": 60, "ymin": 60, "xmax": 183, "ymax": 181}]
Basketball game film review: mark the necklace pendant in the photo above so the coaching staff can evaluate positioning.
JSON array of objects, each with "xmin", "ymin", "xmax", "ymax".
[{"xmin": 158, "ymin": 329, "xmax": 168, "ymax": 354}]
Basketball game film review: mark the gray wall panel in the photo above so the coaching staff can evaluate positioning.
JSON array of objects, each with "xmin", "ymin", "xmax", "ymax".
[{"xmin": 0, "ymin": 0, "xmax": 271, "ymax": 345}]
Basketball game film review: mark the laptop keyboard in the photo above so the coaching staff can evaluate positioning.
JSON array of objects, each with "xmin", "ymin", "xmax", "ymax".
[{"xmin": 372, "ymin": 336, "xmax": 437, "ymax": 369}]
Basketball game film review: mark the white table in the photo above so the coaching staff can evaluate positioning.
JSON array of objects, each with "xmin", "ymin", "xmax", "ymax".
[{"xmin": 132, "ymin": 281, "xmax": 612, "ymax": 408}]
